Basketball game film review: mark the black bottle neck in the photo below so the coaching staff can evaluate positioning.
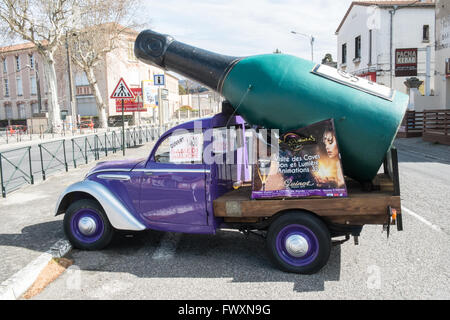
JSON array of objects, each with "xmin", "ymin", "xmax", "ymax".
[{"xmin": 134, "ymin": 30, "xmax": 240, "ymax": 91}]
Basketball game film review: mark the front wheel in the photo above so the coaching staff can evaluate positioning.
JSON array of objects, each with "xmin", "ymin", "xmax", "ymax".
[
  {"xmin": 64, "ymin": 199, "xmax": 114, "ymax": 250},
  {"xmin": 266, "ymin": 211, "xmax": 331, "ymax": 274}
]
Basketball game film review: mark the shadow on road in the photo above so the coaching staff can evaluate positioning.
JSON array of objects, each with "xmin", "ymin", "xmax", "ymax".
[
  {"xmin": 0, "ymin": 221, "xmax": 341, "ymax": 293},
  {"xmin": 0, "ymin": 221, "xmax": 64, "ymax": 254},
  {"xmin": 66, "ymin": 229, "xmax": 341, "ymax": 293}
]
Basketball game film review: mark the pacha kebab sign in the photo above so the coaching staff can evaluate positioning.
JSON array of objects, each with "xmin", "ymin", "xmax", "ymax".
[
  {"xmin": 252, "ymin": 119, "xmax": 347, "ymax": 199},
  {"xmin": 395, "ymin": 48, "xmax": 418, "ymax": 77}
]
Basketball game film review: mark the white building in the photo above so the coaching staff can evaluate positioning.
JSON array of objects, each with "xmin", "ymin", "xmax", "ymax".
[
  {"xmin": 336, "ymin": 0, "xmax": 436, "ymax": 99},
  {"xmin": 435, "ymin": 0, "xmax": 450, "ymax": 108}
]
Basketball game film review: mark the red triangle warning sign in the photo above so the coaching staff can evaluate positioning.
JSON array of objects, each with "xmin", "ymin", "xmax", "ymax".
[{"xmin": 111, "ymin": 78, "xmax": 135, "ymax": 99}]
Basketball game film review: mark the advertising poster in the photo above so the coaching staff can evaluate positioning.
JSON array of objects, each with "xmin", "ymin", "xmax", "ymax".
[
  {"xmin": 252, "ymin": 119, "xmax": 347, "ymax": 199},
  {"xmin": 142, "ymin": 80, "xmax": 159, "ymax": 109},
  {"xmin": 115, "ymin": 87, "xmax": 146, "ymax": 112},
  {"xmin": 169, "ymin": 133, "xmax": 203, "ymax": 163}
]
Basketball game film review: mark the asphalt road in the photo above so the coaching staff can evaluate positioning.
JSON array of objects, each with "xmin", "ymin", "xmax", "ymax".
[{"xmin": 28, "ymin": 138, "xmax": 450, "ymax": 300}]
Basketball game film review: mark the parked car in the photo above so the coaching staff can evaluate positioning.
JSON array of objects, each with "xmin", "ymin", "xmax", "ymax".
[{"xmin": 78, "ymin": 120, "xmax": 94, "ymax": 129}]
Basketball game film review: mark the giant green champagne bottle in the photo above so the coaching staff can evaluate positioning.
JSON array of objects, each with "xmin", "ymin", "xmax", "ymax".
[{"xmin": 134, "ymin": 30, "xmax": 408, "ymax": 182}]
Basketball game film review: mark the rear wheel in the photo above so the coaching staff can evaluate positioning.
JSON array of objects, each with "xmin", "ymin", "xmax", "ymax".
[
  {"xmin": 266, "ymin": 211, "xmax": 331, "ymax": 274},
  {"xmin": 64, "ymin": 199, "xmax": 114, "ymax": 250}
]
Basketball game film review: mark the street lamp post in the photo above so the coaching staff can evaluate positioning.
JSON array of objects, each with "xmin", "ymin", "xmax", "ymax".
[{"xmin": 291, "ymin": 31, "xmax": 315, "ymax": 62}]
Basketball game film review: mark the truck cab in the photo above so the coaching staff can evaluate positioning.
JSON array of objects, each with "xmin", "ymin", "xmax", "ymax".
[{"xmin": 56, "ymin": 113, "xmax": 248, "ymax": 240}]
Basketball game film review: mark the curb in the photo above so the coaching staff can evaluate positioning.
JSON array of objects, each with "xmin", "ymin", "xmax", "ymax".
[{"xmin": 0, "ymin": 239, "xmax": 72, "ymax": 300}]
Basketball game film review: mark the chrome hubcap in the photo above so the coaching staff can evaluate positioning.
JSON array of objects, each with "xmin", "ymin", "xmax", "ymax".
[
  {"xmin": 285, "ymin": 234, "xmax": 309, "ymax": 257},
  {"xmin": 78, "ymin": 217, "xmax": 97, "ymax": 236}
]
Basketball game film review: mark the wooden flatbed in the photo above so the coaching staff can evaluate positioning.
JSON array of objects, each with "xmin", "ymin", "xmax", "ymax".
[{"xmin": 214, "ymin": 148, "xmax": 402, "ymax": 227}]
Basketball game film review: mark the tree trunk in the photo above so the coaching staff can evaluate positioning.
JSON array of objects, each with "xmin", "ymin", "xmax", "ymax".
[
  {"xmin": 86, "ymin": 67, "xmax": 108, "ymax": 128},
  {"xmin": 42, "ymin": 53, "xmax": 62, "ymax": 133}
]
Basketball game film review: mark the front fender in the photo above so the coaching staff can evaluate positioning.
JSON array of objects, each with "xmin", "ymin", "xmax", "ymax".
[{"xmin": 55, "ymin": 180, "xmax": 146, "ymax": 231}]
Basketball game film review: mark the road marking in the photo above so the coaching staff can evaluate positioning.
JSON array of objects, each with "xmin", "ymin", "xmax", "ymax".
[
  {"xmin": 402, "ymin": 206, "xmax": 444, "ymax": 234},
  {"xmin": 152, "ymin": 232, "xmax": 181, "ymax": 260}
]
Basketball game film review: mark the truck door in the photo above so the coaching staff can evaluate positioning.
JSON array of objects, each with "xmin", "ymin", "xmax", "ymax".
[{"xmin": 138, "ymin": 130, "xmax": 207, "ymax": 226}]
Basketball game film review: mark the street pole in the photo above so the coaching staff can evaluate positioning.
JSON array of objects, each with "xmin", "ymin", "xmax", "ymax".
[
  {"xmin": 122, "ymin": 99, "xmax": 125, "ymax": 156},
  {"xmin": 291, "ymin": 31, "xmax": 315, "ymax": 62},
  {"xmin": 425, "ymin": 45, "xmax": 431, "ymax": 96},
  {"xmin": 36, "ymin": 61, "xmax": 42, "ymax": 114},
  {"xmin": 65, "ymin": 32, "xmax": 76, "ymax": 132},
  {"xmin": 158, "ymin": 88, "xmax": 163, "ymax": 128}
]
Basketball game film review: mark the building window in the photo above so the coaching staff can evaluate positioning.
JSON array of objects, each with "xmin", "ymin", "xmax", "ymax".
[
  {"xmin": 15, "ymin": 55, "xmax": 20, "ymax": 71},
  {"xmin": 76, "ymin": 85, "xmax": 92, "ymax": 96},
  {"xmin": 2, "ymin": 58, "xmax": 6, "ymax": 73},
  {"xmin": 423, "ymin": 25, "xmax": 430, "ymax": 42},
  {"xmin": 342, "ymin": 43, "xmax": 347, "ymax": 64},
  {"xmin": 354, "ymin": 36, "xmax": 361, "ymax": 61},
  {"xmin": 29, "ymin": 54, "xmax": 35, "ymax": 69},
  {"xmin": 127, "ymin": 42, "xmax": 136, "ymax": 61},
  {"xmin": 4, "ymin": 79, "xmax": 9, "ymax": 96},
  {"xmin": 5, "ymin": 104, "xmax": 12, "ymax": 119},
  {"xmin": 30, "ymin": 75, "xmax": 37, "ymax": 95},
  {"xmin": 18, "ymin": 103, "xmax": 25, "ymax": 119},
  {"xmin": 16, "ymin": 77, "xmax": 23, "ymax": 96},
  {"xmin": 31, "ymin": 102, "xmax": 39, "ymax": 114}
]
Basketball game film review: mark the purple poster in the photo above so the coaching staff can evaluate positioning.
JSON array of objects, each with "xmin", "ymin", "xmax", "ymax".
[{"xmin": 252, "ymin": 119, "xmax": 347, "ymax": 199}]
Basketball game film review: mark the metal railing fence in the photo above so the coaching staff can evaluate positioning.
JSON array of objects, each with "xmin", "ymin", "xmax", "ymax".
[{"xmin": 0, "ymin": 124, "xmax": 167, "ymax": 198}]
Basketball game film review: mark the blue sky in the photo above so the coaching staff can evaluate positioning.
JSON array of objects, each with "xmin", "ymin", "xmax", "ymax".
[{"xmin": 140, "ymin": 0, "xmax": 355, "ymax": 62}]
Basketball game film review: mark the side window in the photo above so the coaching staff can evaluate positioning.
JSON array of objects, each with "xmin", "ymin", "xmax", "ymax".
[
  {"xmin": 154, "ymin": 131, "xmax": 203, "ymax": 164},
  {"xmin": 154, "ymin": 135, "xmax": 171, "ymax": 163}
]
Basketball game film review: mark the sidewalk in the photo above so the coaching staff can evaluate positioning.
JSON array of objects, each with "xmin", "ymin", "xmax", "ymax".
[
  {"xmin": 0, "ymin": 128, "xmax": 118, "ymax": 153},
  {"xmin": 0, "ymin": 141, "xmax": 154, "ymax": 289},
  {"xmin": 394, "ymin": 137, "xmax": 450, "ymax": 163}
]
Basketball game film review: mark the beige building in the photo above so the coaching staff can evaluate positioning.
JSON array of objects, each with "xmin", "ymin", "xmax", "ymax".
[
  {"xmin": 0, "ymin": 42, "xmax": 54, "ymax": 129},
  {"xmin": 0, "ymin": 27, "xmax": 180, "ymax": 129},
  {"xmin": 435, "ymin": 0, "xmax": 450, "ymax": 108},
  {"xmin": 101, "ymin": 29, "xmax": 180, "ymax": 125}
]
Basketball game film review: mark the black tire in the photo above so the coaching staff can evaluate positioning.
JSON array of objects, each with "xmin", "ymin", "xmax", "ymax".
[
  {"xmin": 63, "ymin": 199, "xmax": 114, "ymax": 250},
  {"xmin": 266, "ymin": 211, "xmax": 331, "ymax": 274}
]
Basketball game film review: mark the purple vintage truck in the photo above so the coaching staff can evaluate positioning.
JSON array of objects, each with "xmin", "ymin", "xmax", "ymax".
[
  {"xmin": 55, "ymin": 29, "xmax": 404, "ymax": 274},
  {"xmin": 55, "ymin": 111, "xmax": 402, "ymax": 274}
]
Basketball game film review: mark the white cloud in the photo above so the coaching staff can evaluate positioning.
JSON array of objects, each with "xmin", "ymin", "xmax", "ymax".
[{"xmin": 139, "ymin": 0, "xmax": 354, "ymax": 62}]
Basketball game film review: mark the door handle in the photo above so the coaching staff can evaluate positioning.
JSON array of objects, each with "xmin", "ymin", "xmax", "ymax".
[{"xmin": 144, "ymin": 172, "xmax": 153, "ymax": 176}]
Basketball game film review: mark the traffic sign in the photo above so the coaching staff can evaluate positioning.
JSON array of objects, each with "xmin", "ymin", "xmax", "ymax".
[
  {"xmin": 154, "ymin": 74, "xmax": 165, "ymax": 86},
  {"xmin": 111, "ymin": 78, "xmax": 135, "ymax": 99}
]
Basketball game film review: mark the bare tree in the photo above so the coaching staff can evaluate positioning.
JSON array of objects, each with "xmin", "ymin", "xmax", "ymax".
[
  {"xmin": 67, "ymin": 0, "xmax": 143, "ymax": 128},
  {"xmin": 0, "ymin": 0, "xmax": 80, "ymax": 132}
]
